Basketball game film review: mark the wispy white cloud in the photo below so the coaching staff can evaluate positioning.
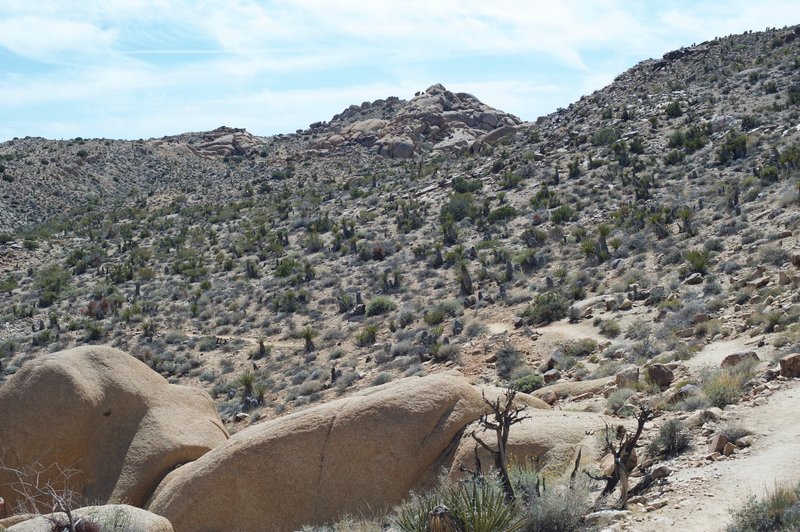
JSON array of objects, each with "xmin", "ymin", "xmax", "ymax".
[{"xmin": 0, "ymin": 0, "xmax": 798, "ymax": 140}]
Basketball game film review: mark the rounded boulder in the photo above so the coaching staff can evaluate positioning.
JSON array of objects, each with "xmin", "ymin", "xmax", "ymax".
[{"xmin": 0, "ymin": 346, "xmax": 228, "ymax": 512}]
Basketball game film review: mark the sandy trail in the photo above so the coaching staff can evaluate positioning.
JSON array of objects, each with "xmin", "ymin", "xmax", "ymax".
[
  {"xmin": 633, "ymin": 382, "xmax": 800, "ymax": 531},
  {"xmin": 684, "ymin": 338, "xmax": 762, "ymax": 371}
]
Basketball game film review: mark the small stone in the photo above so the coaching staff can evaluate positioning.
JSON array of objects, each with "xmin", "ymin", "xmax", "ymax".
[
  {"xmin": 647, "ymin": 364, "xmax": 674, "ymax": 387},
  {"xmin": 709, "ymin": 433, "xmax": 729, "ymax": 453},
  {"xmin": 735, "ymin": 435, "xmax": 755, "ymax": 448},
  {"xmin": 721, "ymin": 351, "xmax": 760, "ymax": 369},
  {"xmin": 543, "ymin": 368, "xmax": 561, "ymax": 383},
  {"xmin": 723, "ymin": 442, "xmax": 736, "ymax": 456},
  {"xmin": 651, "ymin": 465, "xmax": 672, "ymax": 479},
  {"xmin": 615, "ymin": 365, "xmax": 640, "ymax": 388},
  {"xmin": 540, "ymin": 391, "xmax": 558, "ymax": 405},
  {"xmin": 684, "ymin": 272, "xmax": 703, "ymax": 285},
  {"xmin": 619, "ymin": 299, "xmax": 633, "ymax": 310}
]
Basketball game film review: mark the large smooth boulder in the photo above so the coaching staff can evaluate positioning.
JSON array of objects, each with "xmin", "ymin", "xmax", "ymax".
[
  {"xmin": 6, "ymin": 505, "xmax": 172, "ymax": 532},
  {"xmin": 0, "ymin": 346, "xmax": 228, "ymax": 512},
  {"xmin": 449, "ymin": 410, "xmax": 610, "ymax": 480},
  {"xmin": 147, "ymin": 374, "xmax": 487, "ymax": 532}
]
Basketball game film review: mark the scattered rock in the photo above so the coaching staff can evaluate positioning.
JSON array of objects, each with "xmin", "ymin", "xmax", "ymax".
[
  {"xmin": 540, "ymin": 391, "xmax": 558, "ymax": 405},
  {"xmin": 736, "ymin": 435, "xmax": 755, "ymax": 448},
  {"xmin": 543, "ymin": 368, "xmax": 561, "ymax": 383},
  {"xmin": 584, "ymin": 510, "xmax": 632, "ymax": 526},
  {"xmin": 615, "ymin": 365, "xmax": 640, "ymax": 388},
  {"xmin": 647, "ymin": 364, "xmax": 674, "ymax": 387},
  {"xmin": 684, "ymin": 272, "xmax": 703, "ymax": 285},
  {"xmin": 619, "ymin": 299, "xmax": 633, "ymax": 310},
  {"xmin": 651, "ymin": 465, "xmax": 672, "ymax": 479},
  {"xmin": 721, "ymin": 351, "xmax": 760, "ymax": 368},
  {"xmin": 723, "ymin": 441, "xmax": 736, "ymax": 456},
  {"xmin": 708, "ymin": 433, "xmax": 730, "ymax": 453},
  {"xmin": 779, "ymin": 353, "xmax": 800, "ymax": 378}
]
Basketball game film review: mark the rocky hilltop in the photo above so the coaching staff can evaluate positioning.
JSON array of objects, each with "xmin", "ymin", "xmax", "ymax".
[{"xmin": 2, "ymin": 24, "xmax": 800, "ymax": 532}]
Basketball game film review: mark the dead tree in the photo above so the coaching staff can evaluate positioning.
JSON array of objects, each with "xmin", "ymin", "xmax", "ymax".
[
  {"xmin": 588, "ymin": 406, "xmax": 653, "ymax": 508},
  {"xmin": 470, "ymin": 388, "xmax": 529, "ymax": 502},
  {"xmin": 1, "ymin": 460, "xmax": 82, "ymax": 532}
]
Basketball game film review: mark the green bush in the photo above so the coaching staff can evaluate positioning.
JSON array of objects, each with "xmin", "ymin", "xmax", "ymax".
[
  {"xmin": 606, "ymin": 387, "xmax": 635, "ymax": 416},
  {"xmin": 599, "ymin": 319, "xmax": 621, "ymax": 338},
  {"xmin": 496, "ymin": 341, "xmax": 523, "ymax": 380},
  {"xmin": 665, "ymin": 101, "xmax": 682, "ymax": 117},
  {"xmin": 514, "ymin": 373, "xmax": 544, "ymax": 393},
  {"xmin": 727, "ymin": 483, "xmax": 800, "ymax": 532},
  {"xmin": 647, "ymin": 419, "xmax": 691, "ymax": 457},
  {"xmin": 717, "ymin": 131, "xmax": 748, "ymax": 163},
  {"xmin": 356, "ymin": 324, "xmax": 378, "ymax": 346},
  {"xmin": 488, "ymin": 205, "xmax": 518, "ymax": 224},
  {"xmin": 453, "ymin": 177, "xmax": 483, "ymax": 193},
  {"xmin": 684, "ymin": 248, "xmax": 711, "ymax": 274},
  {"xmin": 366, "ymin": 296, "xmax": 396, "ymax": 316},
  {"xmin": 703, "ymin": 361, "xmax": 754, "ymax": 408},
  {"xmin": 523, "ymin": 292, "xmax": 569, "ymax": 325},
  {"xmin": 550, "ymin": 205, "xmax": 575, "ymax": 224}
]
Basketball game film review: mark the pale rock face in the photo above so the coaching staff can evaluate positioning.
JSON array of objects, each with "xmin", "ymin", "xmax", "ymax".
[
  {"xmin": 147, "ymin": 374, "xmax": 488, "ymax": 532},
  {"xmin": 0, "ymin": 346, "xmax": 228, "ymax": 511}
]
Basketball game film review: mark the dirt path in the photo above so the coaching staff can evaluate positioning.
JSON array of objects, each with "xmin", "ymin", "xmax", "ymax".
[
  {"xmin": 684, "ymin": 338, "xmax": 762, "ymax": 371},
  {"xmin": 633, "ymin": 381, "xmax": 800, "ymax": 531}
]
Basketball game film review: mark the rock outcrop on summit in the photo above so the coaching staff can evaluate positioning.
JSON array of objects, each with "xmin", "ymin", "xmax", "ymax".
[
  {"xmin": 0, "ymin": 346, "xmax": 228, "ymax": 513},
  {"xmin": 316, "ymin": 84, "xmax": 523, "ymax": 157}
]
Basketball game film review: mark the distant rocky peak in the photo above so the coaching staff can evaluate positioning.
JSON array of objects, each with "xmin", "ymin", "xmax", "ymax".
[{"xmin": 316, "ymin": 83, "xmax": 523, "ymax": 158}]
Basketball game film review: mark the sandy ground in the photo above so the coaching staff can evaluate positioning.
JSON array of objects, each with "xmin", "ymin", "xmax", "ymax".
[{"xmin": 631, "ymin": 381, "xmax": 800, "ymax": 531}]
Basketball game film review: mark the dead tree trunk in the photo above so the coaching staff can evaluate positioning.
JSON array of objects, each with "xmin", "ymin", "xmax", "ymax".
[
  {"xmin": 591, "ymin": 407, "xmax": 653, "ymax": 508},
  {"xmin": 470, "ymin": 388, "xmax": 529, "ymax": 502}
]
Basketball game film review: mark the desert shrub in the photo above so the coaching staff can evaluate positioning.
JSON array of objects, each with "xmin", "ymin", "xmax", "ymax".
[
  {"xmin": 606, "ymin": 387, "xmax": 636, "ymax": 416},
  {"xmin": 717, "ymin": 131, "xmax": 748, "ymax": 163},
  {"xmin": 465, "ymin": 322, "xmax": 488, "ymax": 338},
  {"xmin": 727, "ymin": 483, "xmax": 800, "ymax": 532},
  {"xmin": 31, "ymin": 329, "xmax": 52, "ymax": 347},
  {"xmin": 647, "ymin": 419, "xmax": 691, "ymax": 457},
  {"xmin": 372, "ymin": 372, "xmax": 393, "ymax": 386},
  {"xmin": 563, "ymin": 338, "xmax": 597, "ymax": 358},
  {"xmin": 550, "ymin": 205, "xmax": 575, "ymax": 224},
  {"xmin": 599, "ymin": 319, "xmax": 621, "ymax": 338},
  {"xmin": 718, "ymin": 422, "xmax": 751, "ymax": 443},
  {"xmin": 523, "ymin": 291, "xmax": 568, "ymax": 324},
  {"xmin": 665, "ymin": 101, "xmax": 682, "ymax": 117},
  {"xmin": 197, "ymin": 336, "xmax": 216, "ymax": 352},
  {"xmin": 760, "ymin": 245, "xmax": 788, "ymax": 266},
  {"xmin": 440, "ymin": 193, "xmax": 476, "ymax": 223},
  {"xmin": 488, "ymin": 205, "xmax": 518, "ymax": 224},
  {"xmin": 356, "ymin": 324, "xmax": 378, "ymax": 346},
  {"xmin": 366, "ymin": 296, "xmax": 396, "ymax": 316},
  {"xmin": 684, "ymin": 248, "xmax": 711, "ymax": 274},
  {"xmin": 702, "ymin": 361, "xmax": 754, "ymax": 408},
  {"xmin": 496, "ymin": 341, "xmax": 523, "ymax": 380},
  {"xmin": 453, "ymin": 177, "xmax": 483, "ymax": 193},
  {"xmin": 514, "ymin": 373, "xmax": 544, "ymax": 393},
  {"xmin": 518, "ymin": 481, "xmax": 590, "ymax": 532}
]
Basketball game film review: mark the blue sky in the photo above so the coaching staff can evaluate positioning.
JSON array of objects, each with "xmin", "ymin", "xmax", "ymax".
[{"xmin": 1, "ymin": 1, "xmax": 799, "ymax": 141}]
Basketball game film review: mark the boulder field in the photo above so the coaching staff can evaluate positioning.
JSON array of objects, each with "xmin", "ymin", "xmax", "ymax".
[{"xmin": 0, "ymin": 347, "xmax": 612, "ymax": 531}]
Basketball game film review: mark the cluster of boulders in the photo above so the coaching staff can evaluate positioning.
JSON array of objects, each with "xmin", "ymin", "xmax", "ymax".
[
  {"xmin": 315, "ymin": 84, "xmax": 523, "ymax": 158},
  {"xmin": 0, "ymin": 346, "xmax": 615, "ymax": 531}
]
